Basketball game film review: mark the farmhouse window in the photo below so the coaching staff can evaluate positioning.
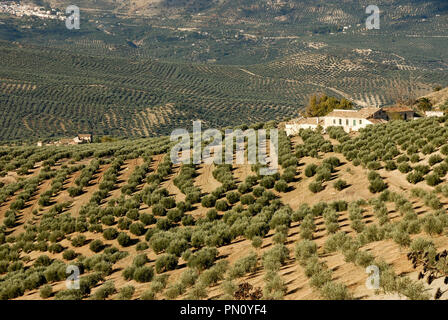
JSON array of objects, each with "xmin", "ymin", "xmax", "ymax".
[
  {"xmin": 353, "ymin": 120, "xmax": 356, "ymax": 126},
  {"xmin": 359, "ymin": 120, "xmax": 362, "ymax": 125},
  {"xmin": 339, "ymin": 119, "xmax": 342, "ymax": 125}
]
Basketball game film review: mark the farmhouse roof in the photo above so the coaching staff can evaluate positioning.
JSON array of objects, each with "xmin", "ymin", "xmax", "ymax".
[
  {"xmin": 286, "ymin": 117, "xmax": 324, "ymax": 126},
  {"xmin": 383, "ymin": 106, "xmax": 414, "ymax": 113},
  {"xmin": 368, "ymin": 119, "xmax": 388, "ymax": 124},
  {"xmin": 325, "ymin": 107, "xmax": 381, "ymax": 119}
]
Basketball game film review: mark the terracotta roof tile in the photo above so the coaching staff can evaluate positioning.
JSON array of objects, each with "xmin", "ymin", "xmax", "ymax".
[{"xmin": 325, "ymin": 107, "xmax": 381, "ymax": 119}]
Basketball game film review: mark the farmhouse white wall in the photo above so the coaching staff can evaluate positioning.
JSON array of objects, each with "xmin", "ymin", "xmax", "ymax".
[{"xmin": 323, "ymin": 116, "xmax": 373, "ymax": 132}]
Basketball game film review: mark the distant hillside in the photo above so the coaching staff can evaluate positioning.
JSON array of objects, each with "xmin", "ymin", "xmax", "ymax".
[
  {"xmin": 421, "ymin": 87, "xmax": 448, "ymax": 109},
  {"xmin": 0, "ymin": 0, "xmax": 447, "ymax": 141},
  {"xmin": 0, "ymin": 40, "xmax": 446, "ymax": 142}
]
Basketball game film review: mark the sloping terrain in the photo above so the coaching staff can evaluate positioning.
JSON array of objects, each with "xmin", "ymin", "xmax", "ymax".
[
  {"xmin": 0, "ymin": 0, "xmax": 447, "ymax": 141},
  {"xmin": 1, "ymin": 117, "xmax": 448, "ymax": 300}
]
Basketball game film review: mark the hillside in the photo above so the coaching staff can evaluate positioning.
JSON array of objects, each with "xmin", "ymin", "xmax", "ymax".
[
  {"xmin": 0, "ymin": 0, "xmax": 447, "ymax": 141},
  {"xmin": 421, "ymin": 87, "xmax": 448, "ymax": 109},
  {"xmin": 0, "ymin": 40, "xmax": 446, "ymax": 142},
  {"xmin": 1, "ymin": 117, "xmax": 448, "ymax": 300}
]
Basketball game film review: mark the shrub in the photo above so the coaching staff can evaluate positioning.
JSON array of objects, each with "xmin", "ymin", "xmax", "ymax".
[
  {"xmin": 48, "ymin": 243, "xmax": 64, "ymax": 254},
  {"xmin": 123, "ymin": 266, "xmax": 136, "ymax": 280},
  {"xmin": 118, "ymin": 285, "xmax": 135, "ymax": 300},
  {"xmin": 182, "ymin": 215, "xmax": 195, "ymax": 226},
  {"xmin": 260, "ymin": 176, "xmax": 275, "ymax": 189},
  {"xmin": 253, "ymin": 186, "xmax": 265, "ymax": 197},
  {"xmin": 91, "ymin": 281, "xmax": 116, "ymax": 300},
  {"xmin": 156, "ymin": 218, "xmax": 172, "ymax": 230},
  {"xmin": 40, "ymin": 285, "xmax": 53, "ymax": 299},
  {"xmin": 226, "ymin": 191, "xmax": 241, "ymax": 204},
  {"xmin": 425, "ymin": 173, "xmax": 441, "ymax": 186},
  {"xmin": 117, "ymin": 218, "xmax": 131, "ymax": 230},
  {"xmin": 406, "ymin": 171, "xmax": 424, "ymax": 184},
  {"xmin": 304, "ymin": 164, "xmax": 317, "ymax": 177},
  {"xmin": 368, "ymin": 179, "xmax": 387, "ymax": 193},
  {"xmin": 429, "ymin": 154, "xmax": 443, "ymax": 166},
  {"xmin": 414, "ymin": 165, "xmax": 430, "ymax": 175},
  {"xmin": 410, "ymin": 154, "xmax": 420, "ymax": 163},
  {"xmin": 68, "ymin": 186, "xmax": 83, "ymax": 197},
  {"xmin": 101, "ymin": 215, "xmax": 115, "ymax": 226},
  {"xmin": 136, "ymin": 242, "xmax": 149, "ymax": 251},
  {"xmin": 262, "ymin": 244, "xmax": 289, "ymax": 271},
  {"xmin": 152, "ymin": 204, "xmax": 166, "ymax": 216},
  {"xmin": 201, "ymin": 195, "xmax": 217, "ymax": 208},
  {"xmin": 398, "ymin": 163, "xmax": 412, "ymax": 174},
  {"xmin": 35, "ymin": 255, "xmax": 52, "ymax": 267},
  {"xmin": 251, "ymin": 236, "xmax": 263, "ymax": 249},
  {"xmin": 133, "ymin": 254, "xmax": 149, "ymax": 267},
  {"xmin": 155, "ymin": 254, "xmax": 179, "ymax": 273},
  {"xmin": 89, "ymin": 239, "xmax": 104, "ymax": 253},
  {"xmin": 117, "ymin": 233, "xmax": 131, "ymax": 247},
  {"xmin": 240, "ymin": 194, "xmax": 255, "ymax": 205},
  {"xmin": 274, "ymin": 180, "xmax": 288, "ymax": 192},
  {"xmin": 367, "ymin": 161, "xmax": 381, "ymax": 170},
  {"xmin": 71, "ymin": 235, "xmax": 86, "ymax": 247},
  {"xmin": 187, "ymin": 247, "xmax": 219, "ymax": 271},
  {"xmin": 133, "ymin": 266, "xmax": 155, "ymax": 283},
  {"xmin": 367, "ymin": 171, "xmax": 381, "ymax": 182},
  {"xmin": 159, "ymin": 197, "xmax": 175, "ymax": 210},
  {"xmin": 103, "ymin": 228, "xmax": 119, "ymax": 240},
  {"xmin": 295, "ymin": 240, "xmax": 317, "ymax": 263},
  {"xmin": 62, "ymin": 249, "xmax": 77, "ymax": 261},
  {"xmin": 423, "ymin": 215, "xmax": 444, "ymax": 235},
  {"xmin": 309, "ymin": 181, "xmax": 324, "ymax": 193},
  {"xmin": 238, "ymin": 183, "xmax": 252, "ymax": 194},
  {"xmin": 385, "ymin": 160, "xmax": 397, "ymax": 171},
  {"xmin": 167, "ymin": 208, "xmax": 184, "ymax": 222},
  {"xmin": 215, "ymin": 200, "xmax": 229, "ymax": 212},
  {"xmin": 139, "ymin": 213, "xmax": 156, "ymax": 226},
  {"xmin": 206, "ymin": 209, "xmax": 219, "ymax": 221},
  {"xmin": 129, "ymin": 222, "xmax": 146, "ymax": 236},
  {"xmin": 392, "ymin": 230, "xmax": 411, "ymax": 248},
  {"xmin": 441, "ymin": 144, "xmax": 448, "ymax": 156},
  {"xmin": 333, "ymin": 179, "xmax": 347, "ymax": 191},
  {"xmin": 321, "ymin": 282, "xmax": 352, "ymax": 300}
]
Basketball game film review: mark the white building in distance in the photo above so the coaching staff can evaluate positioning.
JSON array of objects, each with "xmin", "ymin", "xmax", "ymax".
[{"xmin": 284, "ymin": 106, "xmax": 417, "ymax": 136}]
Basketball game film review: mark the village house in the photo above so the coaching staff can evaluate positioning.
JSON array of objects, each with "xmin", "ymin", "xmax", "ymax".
[
  {"xmin": 285, "ymin": 117, "xmax": 324, "ymax": 136},
  {"xmin": 382, "ymin": 105, "xmax": 416, "ymax": 121},
  {"xmin": 425, "ymin": 111, "xmax": 445, "ymax": 117},
  {"xmin": 322, "ymin": 107, "xmax": 388, "ymax": 132},
  {"xmin": 74, "ymin": 134, "xmax": 93, "ymax": 144},
  {"xmin": 284, "ymin": 106, "xmax": 419, "ymax": 136},
  {"xmin": 37, "ymin": 134, "xmax": 93, "ymax": 146}
]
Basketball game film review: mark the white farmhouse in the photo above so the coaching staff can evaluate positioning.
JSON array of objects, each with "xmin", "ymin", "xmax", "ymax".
[
  {"xmin": 323, "ymin": 108, "xmax": 388, "ymax": 132},
  {"xmin": 285, "ymin": 117, "xmax": 324, "ymax": 136},
  {"xmin": 425, "ymin": 111, "xmax": 445, "ymax": 117}
]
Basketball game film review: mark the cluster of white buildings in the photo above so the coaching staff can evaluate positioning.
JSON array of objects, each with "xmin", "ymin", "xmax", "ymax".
[
  {"xmin": 37, "ymin": 134, "xmax": 92, "ymax": 147},
  {"xmin": 0, "ymin": 2, "xmax": 65, "ymax": 21},
  {"xmin": 284, "ymin": 106, "xmax": 432, "ymax": 136}
]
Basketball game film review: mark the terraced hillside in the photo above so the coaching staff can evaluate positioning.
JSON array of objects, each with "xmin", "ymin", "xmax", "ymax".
[
  {"xmin": 1, "ymin": 39, "xmax": 446, "ymax": 142},
  {"xmin": 0, "ymin": 0, "xmax": 447, "ymax": 141},
  {"xmin": 2, "ymin": 117, "xmax": 448, "ymax": 300}
]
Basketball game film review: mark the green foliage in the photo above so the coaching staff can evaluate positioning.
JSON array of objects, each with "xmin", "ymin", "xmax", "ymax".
[
  {"xmin": 309, "ymin": 180, "xmax": 324, "ymax": 193},
  {"xmin": 305, "ymin": 94, "xmax": 353, "ymax": 117}
]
